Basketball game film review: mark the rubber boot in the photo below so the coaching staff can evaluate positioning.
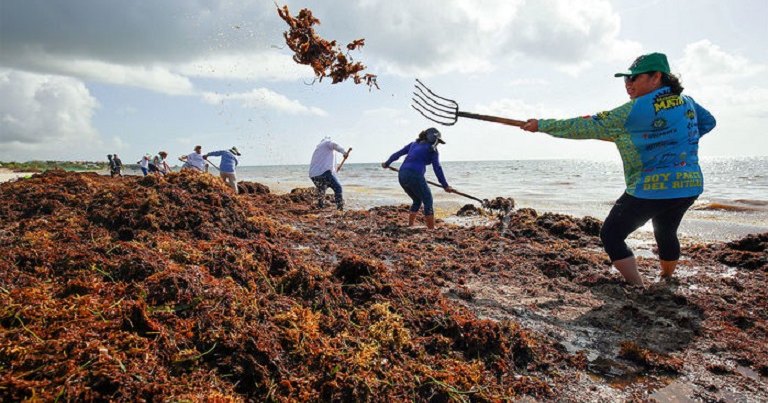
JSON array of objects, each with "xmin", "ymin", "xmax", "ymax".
[
  {"xmin": 408, "ymin": 212, "xmax": 417, "ymax": 227},
  {"xmin": 425, "ymin": 215, "xmax": 435, "ymax": 230},
  {"xmin": 612, "ymin": 256, "xmax": 643, "ymax": 286},
  {"xmin": 660, "ymin": 259, "xmax": 677, "ymax": 279}
]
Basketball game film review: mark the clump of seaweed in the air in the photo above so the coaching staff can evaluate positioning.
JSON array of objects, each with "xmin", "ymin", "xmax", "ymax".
[{"xmin": 277, "ymin": 4, "xmax": 378, "ymax": 89}]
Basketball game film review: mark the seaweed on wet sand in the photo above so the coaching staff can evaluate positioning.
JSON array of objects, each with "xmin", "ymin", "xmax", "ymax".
[
  {"xmin": 1, "ymin": 170, "xmax": 767, "ymax": 400},
  {"xmin": 618, "ymin": 341, "xmax": 684, "ymax": 373},
  {"xmin": 0, "ymin": 171, "xmax": 566, "ymax": 400}
]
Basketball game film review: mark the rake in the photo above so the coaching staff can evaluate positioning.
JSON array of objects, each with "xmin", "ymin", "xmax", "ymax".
[{"xmin": 411, "ymin": 79, "xmax": 526, "ymax": 127}]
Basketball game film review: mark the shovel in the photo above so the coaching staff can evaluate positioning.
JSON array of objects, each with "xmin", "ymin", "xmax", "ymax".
[
  {"xmin": 386, "ymin": 166, "xmax": 484, "ymax": 204},
  {"xmin": 411, "ymin": 79, "xmax": 526, "ymax": 127}
]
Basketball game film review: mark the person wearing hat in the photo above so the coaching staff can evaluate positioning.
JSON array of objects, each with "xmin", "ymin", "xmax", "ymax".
[
  {"xmin": 520, "ymin": 52, "xmax": 716, "ymax": 286},
  {"xmin": 308, "ymin": 137, "xmax": 350, "ymax": 210},
  {"xmin": 204, "ymin": 146, "xmax": 241, "ymax": 194},
  {"xmin": 382, "ymin": 128, "xmax": 454, "ymax": 229},
  {"xmin": 179, "ymin": 145, "xmax": 207, "ymax": 172}
]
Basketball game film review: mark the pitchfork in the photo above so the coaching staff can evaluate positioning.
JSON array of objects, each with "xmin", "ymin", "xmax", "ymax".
[{"xmin": 411, "ymin": 79, "xmax": 526, "ymax": 127}]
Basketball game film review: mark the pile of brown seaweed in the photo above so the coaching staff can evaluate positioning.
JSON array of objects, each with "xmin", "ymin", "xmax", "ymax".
[
  {"xmin": 277, "ymin": 5, "xmax": 378, "ymax": 89},
  {"xmin": 1, "ymin": 170, "xmax": 766, "ymax": 401},
  {"xmin": 0, "ymin": 171, "xmax": 571, "ymax": 401}
]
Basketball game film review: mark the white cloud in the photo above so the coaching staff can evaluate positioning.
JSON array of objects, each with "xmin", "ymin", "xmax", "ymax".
[
  {"xmin": 506, "ymin": 0, "xmax": 641, "ymax": 69},
  {"xmin": 10, "ymin": 52, "xmax": 195, "ymax": 95},
  {"xmin": 677, "ymin": 40, "xmax": 768, "ymax": 118},
  {"xmin": 678, "ymin": 39, "xmax": 765, "ymax": 83},
  {"xmin": 201, "ymin": 88, "xmax": 327, "ymax": 116},
  {"xmin": 0, "ymin": 70, "xmax": 100, "ymax": 158},
  {"xmin": 314, "ymin": 0, "xmax": 641, "ymax": 76},
  {"xmin": 1, "ymin": 0, "xmax": 641, "ymax": 88}
]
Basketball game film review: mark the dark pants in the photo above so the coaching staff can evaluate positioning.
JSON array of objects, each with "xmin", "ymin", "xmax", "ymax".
[
  {"xmin": 600, "ymin": 192, "xmax": 697, "ymax": 261},
  {"xmin": 311, "ymin": 170, "xmax": 343, "ymax": 209},
  {"xmin": 399, "ymin": 168, "xmax": 433, "ymax": 216}
]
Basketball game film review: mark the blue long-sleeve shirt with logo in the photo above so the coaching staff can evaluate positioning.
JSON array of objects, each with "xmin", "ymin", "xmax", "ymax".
[
  {"xmin": 538, "ymin": 86, "xmax": 716, "ymax": 199},
  {"xmin": 385, "ymin": 141, "xmax": 449, "ymax": 188}
]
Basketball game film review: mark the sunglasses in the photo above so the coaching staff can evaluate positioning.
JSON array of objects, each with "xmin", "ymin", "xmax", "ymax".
[{"xmin": 624, "ymin": 73, "xmax": 648, "ymax": 83}]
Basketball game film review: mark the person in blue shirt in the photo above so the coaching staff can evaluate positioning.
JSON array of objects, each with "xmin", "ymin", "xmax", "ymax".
[
  {"xmin": 521, "ymin": 52, "xmax": 716, "ymax": 286},
  {"xmin": 204, "ymin": 146, "xmax": 241, "ymax": 194},
  {"xmin": 382, "ymin": 128, "xmax": 454, "ymax": 229}
]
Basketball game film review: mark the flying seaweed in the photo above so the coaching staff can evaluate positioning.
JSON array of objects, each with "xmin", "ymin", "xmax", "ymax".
[{"xmin": 276, "ymin": 4, "xmax": 378, "ymax": 89}]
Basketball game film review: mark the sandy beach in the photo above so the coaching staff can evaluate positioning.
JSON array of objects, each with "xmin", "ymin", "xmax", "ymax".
[
  {"xmin": 1, "ymin": 170, "xmax": 765, "ymax": 401},
  {"xmin": 0, "ymin": 168, "xmax": 36, "ymax": 183}
]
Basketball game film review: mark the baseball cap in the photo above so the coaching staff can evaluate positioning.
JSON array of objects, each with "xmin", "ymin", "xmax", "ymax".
[
  {"xmin": 614, "ymin": 52, "xmax": 671, "ymax": 77},
  {"xmin": 424, "ymin": 127, "xmax": 445, "ymax": 144}
]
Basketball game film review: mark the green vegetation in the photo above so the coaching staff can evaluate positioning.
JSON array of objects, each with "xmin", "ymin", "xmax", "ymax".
[{"xmin": 0, "ymin": 160, "xmax": 107, "ymax": 172}]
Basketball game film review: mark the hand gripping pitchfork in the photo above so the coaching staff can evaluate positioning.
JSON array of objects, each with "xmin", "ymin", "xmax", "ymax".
[{"xmin": 411, "ymin": 79, "xmax": 526, "ymax": 127}]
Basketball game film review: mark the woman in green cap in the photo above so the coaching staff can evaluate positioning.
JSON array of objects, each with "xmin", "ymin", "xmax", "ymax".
[{"xmin": 520, "ymin": 52, "xmax": 716, "ymax": 287}]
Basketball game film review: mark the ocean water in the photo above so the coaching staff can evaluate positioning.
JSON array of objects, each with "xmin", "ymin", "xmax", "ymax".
[{"xmin": 237, "ymin": 156, "xmax": 768, "ymax": 243}]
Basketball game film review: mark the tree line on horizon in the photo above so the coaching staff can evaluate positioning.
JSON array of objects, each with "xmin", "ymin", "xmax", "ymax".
[{"xmin": 0, "ymin": 160, "xmax": 108, "ymax": 172}]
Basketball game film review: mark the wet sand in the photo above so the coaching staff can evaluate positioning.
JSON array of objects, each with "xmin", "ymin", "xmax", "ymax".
[{"xmin": 1, "ymin": 171, "xmax": 766, "ymax": 401}]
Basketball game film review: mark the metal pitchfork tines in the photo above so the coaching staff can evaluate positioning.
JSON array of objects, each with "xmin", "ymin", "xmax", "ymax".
[{"xmin": 411, "ymin": 79, "xmax": 527, "ymax": 127}]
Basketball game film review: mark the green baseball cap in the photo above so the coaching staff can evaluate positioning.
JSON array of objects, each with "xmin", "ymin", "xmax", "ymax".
[{"xmin": 614, "ymin": 52, "xmax": 670, "ymax": 77}]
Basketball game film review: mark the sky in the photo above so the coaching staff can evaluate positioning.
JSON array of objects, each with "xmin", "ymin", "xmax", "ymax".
[{"xmin": 1, "ymin": 0, "xmax": 767, "ymax": 165}]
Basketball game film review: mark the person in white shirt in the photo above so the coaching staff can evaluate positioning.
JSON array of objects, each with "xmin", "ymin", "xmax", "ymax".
[
  {"xmin": 137, "ymin": 154, "xmax": 150, "ymax": 176},
  {"xmin": 179, "ymin": 145, "xmax": 207, "ymax": 172},
  {"xmin": 308, "ymin": 137, "xmax": 349, "ymax": 210}
]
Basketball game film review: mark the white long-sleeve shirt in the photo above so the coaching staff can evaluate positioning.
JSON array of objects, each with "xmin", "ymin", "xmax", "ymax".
[
  {"xmin": 185, "ymin": 152, "xmax": 205, "ymax": 170},
  {"xmin": 308, "ymin": 139, "xmax": 346, "ymax": 178}
]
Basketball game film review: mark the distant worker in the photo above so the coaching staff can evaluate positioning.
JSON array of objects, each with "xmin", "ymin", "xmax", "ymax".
[
  {"xmin": 157, "ymin": 151, "xmax": 171, "ymax": 175},
  {"xmin": 204, "ymin": 146, "xmax": 241, "ymax": 193},
  {"xmin": 148, "ymin": 154, "xmax": 161, "ymax": 174},
  {"xmin": 107, "ymin": 154, "xmax": 115, "ymax": 177},
  {"xmin": 111, "ymin": 153, "xmax": 123, "ymax": 177},
  {"xmin": 137, "ymin": 154, "xmax": 150, "ymax": 176},
  {"xmin": 179, "ymin": 145, "xmax": 208, "ymax": 172},
  {"xmin": 112, "ymin": 154, "xmax": 123, "ymax": 177},
  {"xmin": 308, "ymin": 137, "xmax": 350, "ymax": 210},
  {"xmin": 382, "ymin": 128, "xmax": 454, "ymax": 229}
]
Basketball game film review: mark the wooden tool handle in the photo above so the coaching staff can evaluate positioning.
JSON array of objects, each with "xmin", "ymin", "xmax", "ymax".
[{"xmin": 457, "ymin": 112, "xmax": 526, "ymax": 127}]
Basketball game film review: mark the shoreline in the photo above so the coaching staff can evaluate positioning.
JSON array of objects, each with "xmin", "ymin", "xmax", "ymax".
[{"xmin": 5, "ymin": 169, "xmax": 764, "ymax": 245}]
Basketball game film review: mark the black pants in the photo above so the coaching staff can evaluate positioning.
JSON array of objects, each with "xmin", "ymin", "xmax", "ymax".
[{"xmin": 600, "ymin": 193, "xmax": 697, "ymax": 262}]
